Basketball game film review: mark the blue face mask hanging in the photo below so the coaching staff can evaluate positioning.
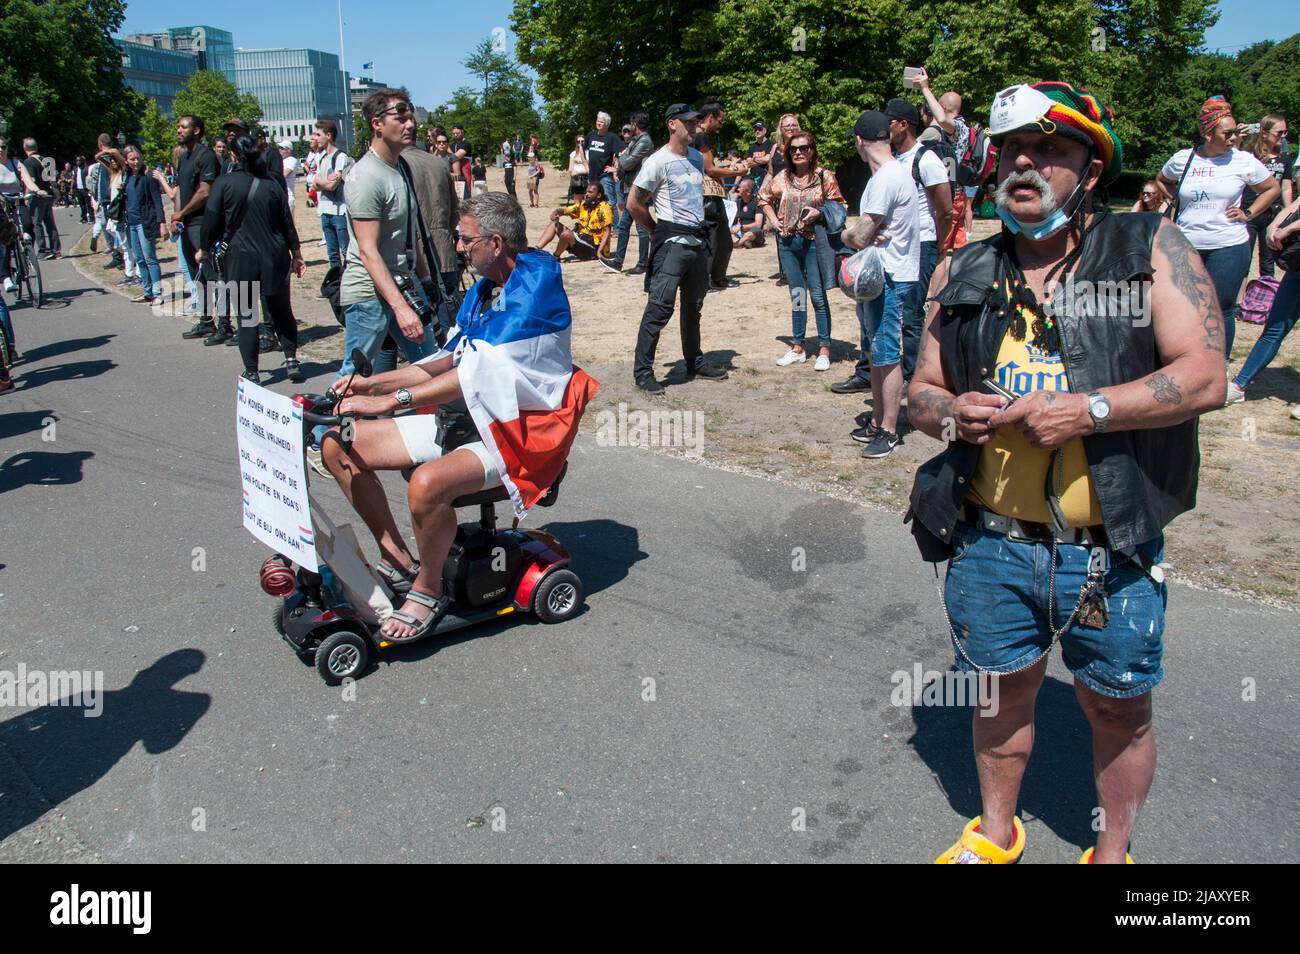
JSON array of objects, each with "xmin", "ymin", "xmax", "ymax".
[{"xmin": 996, "ymin": 176, "xmax": 1090, "ymax": 241}]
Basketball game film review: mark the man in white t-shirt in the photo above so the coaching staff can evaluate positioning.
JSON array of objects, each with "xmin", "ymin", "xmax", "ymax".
[
  {"xmin": 625, "ymin": 103, "xmax": 730, "ymax": 394},
  {"xmin": 834, "ymin": 110, "xmax": 920, "ymax": 459},
  {"xmin": 312, "ymin": 118, "xmax": 355, "ymax": 270},
  {"xmin": 278, "ymin": 141, "xmax": 299, "ymax": 208},
  {"xmin": 886, "ymin": 97, "xmax": 952, "ymax": 383}
]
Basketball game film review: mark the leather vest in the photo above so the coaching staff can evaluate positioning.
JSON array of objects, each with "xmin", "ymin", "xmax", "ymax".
[{"xmin": 908, "ymin": 211, "xmax": 1199, "ymax": 553}]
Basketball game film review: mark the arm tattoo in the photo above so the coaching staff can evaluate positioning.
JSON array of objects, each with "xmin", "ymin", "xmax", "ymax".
[
  {"xmin": 910, "ymin": 387, "xmax": 954, "ymax": 422},
  {"xmin": 1145, "ymin": 372, "xmax": 1183, "ymax": 405},
  {"xmin": 1156, "ymin": 224, "xmax": 1224, "ymax": 352}
]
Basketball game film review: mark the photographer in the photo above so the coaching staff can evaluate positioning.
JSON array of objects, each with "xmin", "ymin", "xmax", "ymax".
[{"xmin": 332, "ymin": 88, "xmax": 439, "ymax": 387}]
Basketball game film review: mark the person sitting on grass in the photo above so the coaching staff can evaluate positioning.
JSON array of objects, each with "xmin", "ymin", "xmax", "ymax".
[{"xmin": 536, "ymin": 182, "xmax": 613, "ymax": 262}]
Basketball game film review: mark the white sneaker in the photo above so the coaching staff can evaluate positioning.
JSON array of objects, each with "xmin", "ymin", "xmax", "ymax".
[
  {"xmin": 776, "ymin": 348, "xmax": 807, "ymax": 367},
  {"xmin": 2, "ymin": 277, "xmax": 13, "ymax": 293},
  {"xmin": 1290, "ymin": 404, "xmax": 1300, "ymax": 422},
  {"xmin": 814, "ymin": 354, "xmax": 831, "ymax": 371},
  {"xmin": 1225, "ymin": 381, "xmax": 1246, "ymax": 405}
]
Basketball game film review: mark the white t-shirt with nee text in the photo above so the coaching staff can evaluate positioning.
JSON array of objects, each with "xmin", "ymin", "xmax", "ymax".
[
  {"xmin": 315, "ymin": 147, "xmax": 354, "ymax": 216},
  {"xmin": 859, "ymin": 160, "xmax": 919, "ymax": 282},
  {"xmin": 1161, "ymin": 147, "xmax": 1272, "ymax": 250},
  {"xmin": 896, "ymin": 142, "xmax": 949, "ymax": 243},
  {"xmin": 634, "ymin": 145, "xmax": 706, "ymax": 243}
]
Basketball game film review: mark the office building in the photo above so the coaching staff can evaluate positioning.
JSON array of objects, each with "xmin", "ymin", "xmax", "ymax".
[
  {"xmin": 236, "ymin": 48, "xmax": 351, "ymax": 151},
  {"xmin": 118, "ymin": 40, "xmax": 198, "ymax": 116}
]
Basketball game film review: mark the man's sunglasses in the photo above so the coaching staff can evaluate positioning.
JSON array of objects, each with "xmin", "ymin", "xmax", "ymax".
[{"xmin": 379, "ymin": 102, "xmax": 416, "ymax": 118}]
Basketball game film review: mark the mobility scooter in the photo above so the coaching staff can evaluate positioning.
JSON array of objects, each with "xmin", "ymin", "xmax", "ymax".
[{"xmin": 258, "ymin": 350, "xmax": 583, "ymax": 684}]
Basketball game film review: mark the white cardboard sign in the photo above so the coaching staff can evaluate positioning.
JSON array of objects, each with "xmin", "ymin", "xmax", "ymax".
[{"xmin": 236, "ymin": 377, "xmax": 318, "ymax": 567}]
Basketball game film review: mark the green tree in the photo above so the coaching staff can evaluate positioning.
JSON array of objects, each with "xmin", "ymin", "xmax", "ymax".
[
  {"xmin": 171, "ymin": 70, "xmax": 262, "ymax": 143},
  {"xmin": 444, "ymin": 38, "xmax": 541, "ymax": 158},
  {"xmin": 0, "ymin": 0, "xmax": 143, "ymax": 159},
  {"xmin": 139, "ymin": 98, "xmax": 174, "ymax": 168}
]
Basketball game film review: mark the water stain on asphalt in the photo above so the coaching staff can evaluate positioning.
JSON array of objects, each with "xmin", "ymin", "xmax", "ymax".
[{"xmin": 721, "ymin": 499, "xmax": 868, "ymax": 592}]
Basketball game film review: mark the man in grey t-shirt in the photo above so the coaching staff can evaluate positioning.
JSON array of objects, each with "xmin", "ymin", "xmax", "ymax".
[
  {"xmin": 333, "ymin": 88, "xmax": 437, "ymax": 383},
  {"xmin": 625, "ymin": 103, "xmax": 729, "ymax": 393}
]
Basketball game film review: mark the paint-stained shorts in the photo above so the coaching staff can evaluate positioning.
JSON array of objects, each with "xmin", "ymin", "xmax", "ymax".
[{"xmin": 944, "ymin": 523, "xmax": 1167, "ymax": 698}]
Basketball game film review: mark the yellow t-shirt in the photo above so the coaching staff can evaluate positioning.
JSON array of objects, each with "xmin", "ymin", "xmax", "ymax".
[
  {"xmin": 564, "ymin": 201, "xmax": 613, "ymax": 243},
  {"xmin": 967, "ymin": 326, "xmax": 1102, "ymax": 527}
]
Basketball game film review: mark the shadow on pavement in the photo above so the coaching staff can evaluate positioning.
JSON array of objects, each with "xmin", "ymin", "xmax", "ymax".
[
  {"xmin": 0, "ymin": 450, "xmax": 93, "ymax": 493},
  {"xmin": 0, "ymin": 649, "xmax": 210, "ymax": 845},
  {"xmin": 16, "ymin": 335, "xmax": 115, "ymax": 364},
  {"xmin": 0, "ymin": 409, "xmax": 57, "ymax": 442},
  {"xmin": 909, "ymin": 674, "xmax": 1097, "ymax": 852},
  {"xmin": 15, "ymin": 359, "xmax": 114, "ymax": 390}
]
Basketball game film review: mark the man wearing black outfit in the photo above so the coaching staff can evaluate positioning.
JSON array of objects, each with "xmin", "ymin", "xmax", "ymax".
[
  {"xmin": 626, "ymin": 104, "xmax": 730, "ymax": 393},
  {"xmin": 21, "ymin": 139, "xmax": 61, "ymax": 259},
  {"xmin": 692, "ymin": 98, "xmax": 750, "ymax": 290},
  {"xmin": 173, "ymin": 115, "xmax": 221, "ymax": 340},
  {"xmin": 746, "ymin": 121, "xmax": 776, "ymax": 192}
]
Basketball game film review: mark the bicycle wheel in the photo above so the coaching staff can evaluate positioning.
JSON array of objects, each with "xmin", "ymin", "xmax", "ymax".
[{"xmin": 23, "ymin": 241, "xmax": 42, "ymax": 308}]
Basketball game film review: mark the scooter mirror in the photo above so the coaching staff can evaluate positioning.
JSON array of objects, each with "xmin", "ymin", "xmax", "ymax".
[{"xmin": 351, "ymin": 348, "xmax": 373, "ymax": 378}]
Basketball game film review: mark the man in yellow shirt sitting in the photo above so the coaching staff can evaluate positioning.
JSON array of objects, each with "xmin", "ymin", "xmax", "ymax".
[{"xmin": 536, "ymin": 182, "xmax": 613, "ymax": 262}]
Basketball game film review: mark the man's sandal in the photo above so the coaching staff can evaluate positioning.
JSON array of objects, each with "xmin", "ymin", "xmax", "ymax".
[
  {"xmin": 1079, "ymin": 847, "xmax": 1135, "ymax": 864},
  {"xmin": 380, "ymin": 589, "xmax": 450, "ymax": 643},
  {"xmin": 375, "ymin": 559, "xmax": 420, "ymax": 596},
  {"xmin": 934, "ymin": 816, "xmax": 1026, "ymax": 864}
]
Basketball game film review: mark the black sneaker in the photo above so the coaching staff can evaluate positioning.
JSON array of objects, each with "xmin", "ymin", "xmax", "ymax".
[
  {"xmin": 851, "ymin": 422, "xmax": 880, "ymax": 444},
  {"xmin": 259, "ymin": 333, "xmax": 278, "ymax": 353},
  {"xmin": 854, "ymin": 410, "xmax": 874, "ymax": 428},
  {"xmin": 627, "ymin": 264, "xmax": 647, "ymax": 276},
  {"xmin": 599, "ymin": 256, "xmax": 622, "ymax": 273},
  {"xmin": 285, "ymin": 358, "xmax": 305, "ymax": 383},
  {"xmin": 182, "ymin": 320, "xmax": 216, "ymax": 339},
  {"xmin": 831, "ymin": 376, "xmax": 871, "ymax": 394},
  {"xmin": 861, "ymin": 429, "xmax": 901, "ymax": 459},
  {"xmin": 225, "ymin": 332, "xmax": 239, "ymax": 346},
  {"xmin": 775, "ymin": 277, "xmax": 789, "ymax": 287},
  {"xmin": 687, "ymin": 363, "xmax": 728, "ymax": 381},
  {"xmin": 204, "ymin": 325, "xmax": 234, "ymax": 346},
  {"xmin": 635, "ymin": 376, "xmax": 664, "ymax": 395},
  {"xmin": 241, "ymin": 369, "xmax": 261, "ymax": 384}
]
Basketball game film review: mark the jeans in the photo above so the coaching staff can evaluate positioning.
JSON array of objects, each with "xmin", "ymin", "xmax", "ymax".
[
  {"xmin": 901, "ymin": 240, "xmax": 939, "ymax": 379},
  {"xmin": 0, "ymin": 289, "xmax": 14, "ymax": 353},
  {"xmin": 1233, "ymin": 270, "xmax": 1300, "ymax": 390},
  {"xmin": 312, "ymin": 291, "xmax": 438, "ymax": 446},
  {"xmin": 612, "ymin": 209, "xmax": 649, "ymax": 267},
  {"xmin": 320, "ymin": 213, "xmax": 350, "ymax": 270},
  {"xmin": 854, "ymin": 275, "xmax": 915, "ymax": 380},
  {"xmin": 173, "ymin": 232, "xmax": 201, "ymax": 313},
  {"xmin": 600, "ymin": 174, "xmax": 621, "ymax": 227},
  {"xmin": 634, "ymin": 239, "xmax": 710, "ymax": 381},
  {"xmin": 126, "ymin": 224, "xmax": 162, "ymax": 297},
  {"xmin": 776, "ymin": 233, "xmax": 831, "ymax": 349},
  {"xmin": 1196, "ymin": 240, "xmax": 1252, "ymax": 356},
  {"xmin": 946, "ymin": 523, "xmax": 1167, "ymax": 698},
  {"xmin": 1245, "ymin": 214, "xmax": 1279, "ymax": 278}
]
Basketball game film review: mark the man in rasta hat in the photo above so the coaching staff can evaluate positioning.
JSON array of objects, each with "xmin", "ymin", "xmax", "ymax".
[{"xmin": 909, "ymin": 82, "xmax": 1227, "ymax": 864}]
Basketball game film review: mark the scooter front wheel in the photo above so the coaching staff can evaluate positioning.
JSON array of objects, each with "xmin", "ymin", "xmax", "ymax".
[{"xmin": 315, "ymin": 630, "xmax": 369, "ymax": 684}]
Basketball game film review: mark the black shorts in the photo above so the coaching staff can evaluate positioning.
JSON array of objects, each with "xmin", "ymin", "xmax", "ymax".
[{"xmin": 570, "ymin": 234, "xmax": 598, "ymax": 261}]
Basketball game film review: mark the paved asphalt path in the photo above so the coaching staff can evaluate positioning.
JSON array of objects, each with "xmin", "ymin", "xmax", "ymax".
[{"xmin": 0, "ymin": 207, "xmax": 1295, "ymax": 863}]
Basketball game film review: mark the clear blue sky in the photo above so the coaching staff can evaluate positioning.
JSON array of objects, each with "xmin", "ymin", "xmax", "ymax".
[{"xmin": 118, "ymin": 0, "xmax": 1289, "ymax": 110}]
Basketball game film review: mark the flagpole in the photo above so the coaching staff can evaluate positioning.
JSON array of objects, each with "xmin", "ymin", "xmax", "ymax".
[{"xmin": 337, "ymin": 0, "xmax": 346, "ymax": 74}]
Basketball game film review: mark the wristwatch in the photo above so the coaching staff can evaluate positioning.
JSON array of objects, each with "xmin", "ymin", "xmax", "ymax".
[
  {"xmin": 1087, "ymin": 391, "xmax": 1111, "ymax": 433},
  {"xmin": 394, "ymin": 388, "xmax": 413, "ymax": 408}
]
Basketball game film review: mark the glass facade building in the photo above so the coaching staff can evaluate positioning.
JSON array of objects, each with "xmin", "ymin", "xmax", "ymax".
[
  {"xmin": 169, "ymin": 26, "xmax": 236, "ymax": 83},
  {"xmin": 118, "ymin": 40, "xmax": 198, "ymax": 116},
  {"xmin": 236, "ymin": 49, "xmax": 351, "ymax": 151}
]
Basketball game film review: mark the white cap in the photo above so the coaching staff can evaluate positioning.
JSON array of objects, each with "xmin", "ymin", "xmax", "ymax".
[
  {"xmin": 987, "ymin": 84, "xmax": 1057, "ymax": 140},
  {"xmin": 277, "ymin": 140, "xmax": 293, "ymax": 150}
]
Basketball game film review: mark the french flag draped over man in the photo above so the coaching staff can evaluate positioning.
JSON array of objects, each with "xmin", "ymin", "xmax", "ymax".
[{"xmin": 438, "ymin": 249, "xmax": 599, "ymax": 518}]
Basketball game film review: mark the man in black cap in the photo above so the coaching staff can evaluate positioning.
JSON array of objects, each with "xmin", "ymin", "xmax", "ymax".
[
  {"xmin": 625, "ymin": 103, "xmax": 729, "ymax": 393},
  {"xmin": 885, "ymin": 96, "xmax": 953, "ymax": 383},
  {"xmin": 746, "ymin": 119, "xmax": 776, "ymax": 192},
  {"xmin": 836, "ymin": 110, "xmax": 920, "ymax": 459},
  {"xmin": 220, "ymin": 118, "xmax": 249, "ymax": 174}
]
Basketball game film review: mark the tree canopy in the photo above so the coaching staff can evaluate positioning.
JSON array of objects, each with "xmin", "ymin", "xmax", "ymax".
[
  {"xmin": 0, "ymin": 0, "xmax": 144, "ymax": 159},
  {"xmin": 513, "ymin": 0, "xmax": 1295, "ymax": 181},
  {"xmin": 171, "ymin": 71, "xmax": 263, "ymax": 143}
]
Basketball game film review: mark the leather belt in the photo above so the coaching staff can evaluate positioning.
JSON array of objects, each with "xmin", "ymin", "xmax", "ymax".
[{"xmin": 962, "ymin": 503, "xmax": 1108, "ymax": 548}]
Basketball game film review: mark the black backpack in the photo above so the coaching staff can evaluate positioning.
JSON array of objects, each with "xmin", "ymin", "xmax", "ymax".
[{"xmin": 911, "ymin": 139, "xmax": 957, "ymax": 196}]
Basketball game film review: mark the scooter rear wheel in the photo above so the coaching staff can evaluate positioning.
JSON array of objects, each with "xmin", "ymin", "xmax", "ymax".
[
  {"xmin": 533, "ymin": 569, "xmax": 582, "ymax": 623},
  {"xmin": 315, "ymin": 630, "xmax": 369, "ymax": 684}
]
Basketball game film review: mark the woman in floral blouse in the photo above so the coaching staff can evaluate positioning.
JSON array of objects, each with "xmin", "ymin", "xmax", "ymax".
[{"xmin": 758, "ymin": 130, "xmax": 844, "ymax": 371}]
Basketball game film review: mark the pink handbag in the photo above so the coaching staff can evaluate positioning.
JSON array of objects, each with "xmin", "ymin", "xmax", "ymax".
[{"xmin": 1238, "ymin": 276, "xmax": 1280, "ymax": 325}]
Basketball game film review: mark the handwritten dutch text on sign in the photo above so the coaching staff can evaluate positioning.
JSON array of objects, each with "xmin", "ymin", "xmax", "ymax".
[{"xmin": 236, "ymin": 378, "xmax": 318, "ymax": 567}]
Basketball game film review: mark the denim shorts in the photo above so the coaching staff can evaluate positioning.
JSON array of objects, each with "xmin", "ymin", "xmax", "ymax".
[
  {"xmin": 857, "ymin": 276, "xmax": 914, "ymax": 367},
  {"xmin": 944, "ymin": 523, "xmax": 1168, "ymax": 698}
]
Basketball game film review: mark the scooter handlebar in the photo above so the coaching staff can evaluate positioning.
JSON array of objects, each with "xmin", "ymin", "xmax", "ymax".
[{"xmin": 303, "ymin": 411, "xmax": 345, "ymax": 426}]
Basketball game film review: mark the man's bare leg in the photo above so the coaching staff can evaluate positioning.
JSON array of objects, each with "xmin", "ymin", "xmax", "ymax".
[
  {"xmin": 554, "ymin": 228, "xmax": 574, "ymax": 259},
  {"xmin": 537, "ymin": 221, "xmax": 559, "ymax": 250},
  {"xmin": 873, "ymin": 362, "xmax": 903, "ymax": 433},
  {"xmin": 322, "ymin": 419, "xmax": 417, "ymax": 570},
  {"xmin": 381, "ymin": 449, "xmax": 486, "ymax": 639},
  {"xmin": 972, "ymin": 656, "xmax": 1047, "ymax": 850},
  {"xmin": 1076, "ymin": 683, "xmax": 1155, "ymax": 863}
]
